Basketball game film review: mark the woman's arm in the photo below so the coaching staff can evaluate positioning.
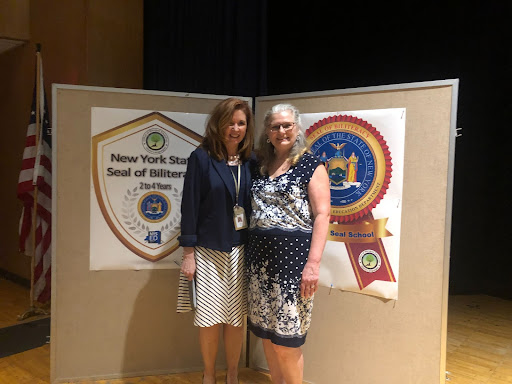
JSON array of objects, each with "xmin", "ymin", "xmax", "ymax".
[
  {"xmin": 178, "ymin": 150, "xmax": 204, "ymax": 280},
  {"xmin": 301, "ymin": 164, "xmax": 331, "ymax": 298}
]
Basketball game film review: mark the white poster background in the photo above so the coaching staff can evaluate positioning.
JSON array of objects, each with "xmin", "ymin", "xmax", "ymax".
[
  {"xmin": 301, "ymin": 108, "xmax": 405, "ymax": 299},
  {"xmin": 90, "ymin": 107, "xmax": 207, "ymax": 270}
]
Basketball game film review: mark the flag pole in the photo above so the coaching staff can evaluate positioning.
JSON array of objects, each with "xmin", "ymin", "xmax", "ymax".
[
  {"xmin": 31, "ymin": 44, "xmax": 41, "ymax": 306},
  {"xmin": 18, "ymin": 43, "xmax": 50, "ymax": 321}
]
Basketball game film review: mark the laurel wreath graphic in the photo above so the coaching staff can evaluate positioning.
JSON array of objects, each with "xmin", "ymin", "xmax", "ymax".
[{"xmin": 121, "ymin": 186, "xmax": 182, "ymax": 241}]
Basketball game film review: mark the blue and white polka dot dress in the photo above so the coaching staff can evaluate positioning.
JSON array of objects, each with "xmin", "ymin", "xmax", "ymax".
[{"xmin": 247, "ymin": 153, "xmax": 322, "ymax": 347}]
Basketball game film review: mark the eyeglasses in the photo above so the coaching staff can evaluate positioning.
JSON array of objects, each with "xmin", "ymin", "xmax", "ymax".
[{"xmin": 269, "ymin": 122, "xmax": 295, "ymax": 132}]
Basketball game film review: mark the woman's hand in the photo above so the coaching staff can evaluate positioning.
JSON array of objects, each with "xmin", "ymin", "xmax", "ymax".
[
  {"xmin": 300, "ymin": 261, "xmax": 320, "ymax": 298},
  {"xmin": 300, "ymin": 163, "xmax": 330, "ymax": 299},
  {"xmin": 181, "ymin": 247, "xmax": 196, "ymax": 281}
]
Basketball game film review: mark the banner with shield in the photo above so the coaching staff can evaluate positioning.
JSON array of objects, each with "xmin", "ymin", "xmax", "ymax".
[{"xmin": 90, "ymin": 108, "xmax": 206, "ymax": 270}]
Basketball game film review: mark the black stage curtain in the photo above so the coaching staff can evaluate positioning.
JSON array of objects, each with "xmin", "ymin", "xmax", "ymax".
[
  {"xmin": 144, "ymin": 0, "xmax": 267, "ymax": 97},
  {"xmin": 265, "ymin": 1, "xmax": 511, "ymax": 298},
  {"xmin": 144, "ymin": 0, "xmax": 511, "ymax": 298}
]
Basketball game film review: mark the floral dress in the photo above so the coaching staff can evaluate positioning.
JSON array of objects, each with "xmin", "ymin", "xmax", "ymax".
[{"xmin": 246, "ymin": 153, "xmax": 322, "ymax": 347}]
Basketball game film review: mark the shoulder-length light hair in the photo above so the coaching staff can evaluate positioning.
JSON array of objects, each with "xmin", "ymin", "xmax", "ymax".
[
  {"xmin": 201, "ymin": 98, "xmax": 254, "ymax": 161},
  {"xmin": 258, "ymin": 103, "xmax": 308, "ymax": 175}
]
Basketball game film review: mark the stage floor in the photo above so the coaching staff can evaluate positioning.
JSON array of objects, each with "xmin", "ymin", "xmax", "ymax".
[{"xmin": 1, "ymin": 278, "xmax": 511, "ymax": 383}]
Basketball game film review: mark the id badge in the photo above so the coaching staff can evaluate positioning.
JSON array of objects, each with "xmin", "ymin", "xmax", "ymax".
[{"xmin": 233, "ymin": 205, "xmax": 248, "ymax": 230}]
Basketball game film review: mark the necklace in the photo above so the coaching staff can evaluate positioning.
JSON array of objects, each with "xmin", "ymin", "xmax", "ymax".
[{"xmin": 227, "ymin": 154, "xmax": 241, "ymax": 166}]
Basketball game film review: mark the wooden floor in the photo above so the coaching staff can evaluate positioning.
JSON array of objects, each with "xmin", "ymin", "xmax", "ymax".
[
  {"xmin": 446, "ymin": 295, "xmax": 512, "ymax": 384},
  {"xmin": 1, "ymin": 278, "xmax": 512, "ymax": 383},
  {"xmin": 0, "ymin": 278, "xmax": 49, "ymax": 327}
]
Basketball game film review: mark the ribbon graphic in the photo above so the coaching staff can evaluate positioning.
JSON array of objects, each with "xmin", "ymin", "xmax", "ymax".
[{"xmin": 306, "ymin": 115, "xmax": 396, "ymax": 290}]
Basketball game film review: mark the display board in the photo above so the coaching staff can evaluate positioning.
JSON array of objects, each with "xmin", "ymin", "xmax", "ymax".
[
  {"xmin": 251, "ymin": 80, "xmax": 458, "ymax": 384},
  {"xmin": 52, "ymin": 80, "xmax": 457, "ymax": 384},
  {"xmin": 51, "ymin": 85, "xmax": 251, "ymax": 382}
]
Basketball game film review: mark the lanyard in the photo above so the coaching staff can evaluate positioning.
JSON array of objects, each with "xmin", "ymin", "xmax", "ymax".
[{"xmin": 229, "ymin": 164, "xmax": 241, "ymax": 206}]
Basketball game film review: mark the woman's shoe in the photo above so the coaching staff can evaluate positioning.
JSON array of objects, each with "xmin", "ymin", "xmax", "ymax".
[
  {"xmin": 225, "ymin": 376, "xmax": 239, "ymax": 384},
  {"xmin": 203, "ymin": 373, "xmax": 217, "ymax": 384}
]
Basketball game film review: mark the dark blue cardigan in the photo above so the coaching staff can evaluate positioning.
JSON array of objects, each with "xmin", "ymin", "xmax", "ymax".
[{"xmin": 178, "ymin": 147, "xmax": 253, "ymax": 252}]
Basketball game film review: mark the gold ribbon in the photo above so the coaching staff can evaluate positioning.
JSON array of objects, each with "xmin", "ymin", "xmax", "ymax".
[{"xmin": 328, "ymin": 218, "xmax": 392, "ymax": 243}]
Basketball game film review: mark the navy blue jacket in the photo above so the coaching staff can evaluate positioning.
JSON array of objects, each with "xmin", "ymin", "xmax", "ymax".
[{"xmin": 178, "ymin": 147, "xmax": 254, "ymax": 252}]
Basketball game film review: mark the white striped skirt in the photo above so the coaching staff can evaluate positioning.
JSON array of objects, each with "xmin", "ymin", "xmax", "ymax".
[{"xmin": 177, "ymin": 245, "xmax": 247, "ymax": 327}]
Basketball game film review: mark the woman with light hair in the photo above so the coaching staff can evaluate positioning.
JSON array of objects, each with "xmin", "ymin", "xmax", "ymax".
[{"xmin": 247, "ymin": 104, "xmax": 330, "ymax": 384}]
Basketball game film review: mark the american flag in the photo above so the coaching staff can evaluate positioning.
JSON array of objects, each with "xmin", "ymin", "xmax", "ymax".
[{"xmin": 17, "ymin": 54, "xmax": 52, "ymax": 303}]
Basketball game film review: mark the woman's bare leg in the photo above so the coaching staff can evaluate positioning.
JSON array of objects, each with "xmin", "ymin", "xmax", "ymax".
[
  {"xmin": 223, "ymin": 324, "xmax": 244, "ymax": 384},
  {"xmin": 262, "ymin": 339, "xmax": 286, "ymax": 384},
  {"xmin": 272, "ymin": 343, "xmax": 303, "ymax": 384},
  {"xmin": 199, "ymin": 325, "xmax": 221, "ymax": 384}
]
